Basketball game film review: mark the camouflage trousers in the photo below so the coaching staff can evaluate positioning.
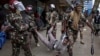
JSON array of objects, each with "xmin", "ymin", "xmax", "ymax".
[
  {"xmin": 11, "ymin": 31, "xmax": 32, "ymax": 56},
  {"xmin": 11, "ymin": 41, "xmax": 32, "ymax": 56}
]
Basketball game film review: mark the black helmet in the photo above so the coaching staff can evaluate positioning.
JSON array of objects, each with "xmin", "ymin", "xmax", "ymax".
[{"xmin": 25, "ymin": 5, "xmax": 33, "ymax": 14}]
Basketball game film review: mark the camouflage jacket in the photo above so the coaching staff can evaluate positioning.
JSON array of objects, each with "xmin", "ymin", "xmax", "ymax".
[{"xmin": 8, "ymin": 13, "xmax": 29, "ymax": 31}]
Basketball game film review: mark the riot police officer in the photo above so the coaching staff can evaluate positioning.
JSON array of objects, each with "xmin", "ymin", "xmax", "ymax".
[
  {"xmin": 8, "ymin": 10, "xmax": 32, "ymax": 56},
  {"xmin": 25, "ymin": 5, "xmax": 40, "ymax": 47}
]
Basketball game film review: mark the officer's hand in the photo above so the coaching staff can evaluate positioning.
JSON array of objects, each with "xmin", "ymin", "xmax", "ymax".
[
  {"xmin": 33, "ymin": 27, "xmax": 38, "ymax": 31},
  {"xmin": 91, "ymin": 29, "xmax": 95, "ymax": 34}
]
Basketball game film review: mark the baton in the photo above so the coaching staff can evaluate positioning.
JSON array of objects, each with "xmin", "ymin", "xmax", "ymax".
[{"xmin": 91, "ymin": 33, "xmax": 94, "ymax": 56}]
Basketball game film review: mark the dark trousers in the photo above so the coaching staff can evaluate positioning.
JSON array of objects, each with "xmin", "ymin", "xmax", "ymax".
[
  {"xmin": 95, "ymin": 29, "xmax": 100, "ymax": 35},
  {"xmin": 31, "ymin": 30, "xmax": 38, "ymax": 43}
]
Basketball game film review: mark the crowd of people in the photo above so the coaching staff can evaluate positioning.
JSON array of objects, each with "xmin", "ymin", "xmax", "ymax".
[{"xmin": 0, "ymin": 0, "xmax": 100, "ymax": 56}]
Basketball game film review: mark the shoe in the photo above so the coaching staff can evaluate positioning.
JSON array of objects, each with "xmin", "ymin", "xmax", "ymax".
[
  {"xmin": 47, "ymin": 48, "xmax": 50, "ymax": 51},
  {"xmin": 36, "ymin": 43, "xmax": 40, "ymax": 47},
  {"xmin": 80, "ymin": 41, "xmax": 84, "ymax": 45}
]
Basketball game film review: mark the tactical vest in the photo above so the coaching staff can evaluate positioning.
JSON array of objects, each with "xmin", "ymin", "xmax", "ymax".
[
  {"xmin": 94, "ymin": 15, "xmax": 100, "ymax": 24},
  {"xmin": 68, "ymin": 11, "xmax": 85, "ymax": 30},
  {"xmin": 9, "ymin": 13, "xmax": 29, "ymax": 31}
]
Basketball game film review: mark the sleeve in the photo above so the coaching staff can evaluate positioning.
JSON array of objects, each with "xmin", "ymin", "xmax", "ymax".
[
  {"xmin": 81, "ymin": 13, "xmax": 86, "ymax": 23},
  {"xmin": 67, "ymin": 11, "xmax": 73, "ymax": 21},
  {"xmin": 66, "ymin": 12, "xmax": 73, "ymax": 25}
]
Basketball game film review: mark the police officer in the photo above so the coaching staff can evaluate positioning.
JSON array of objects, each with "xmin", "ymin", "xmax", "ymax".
[
  {"xmin": 47, "ymin": 9, "xmax": 59, "ymax": 41},
  {"xmin": 25, "ymin": 5, "xmax": 40, "ymax": 47},
  {"xmin": 67, "ymin": 2, "xmax": 94, "ymax": 45},
  {"xmin": 94, "ymin": 10, "xmax": 100, "ymax": 36},
  {"xmin": 8, "ymin": 10, "xmax": 32, "ymax": 56}
]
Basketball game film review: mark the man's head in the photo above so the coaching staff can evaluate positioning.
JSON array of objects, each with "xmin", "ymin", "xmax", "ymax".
[
  {"xmin": 62, "ymin": 36, "xmax": 69, "ymax": 45},
  {"xmin": 74, "ymin": 2, "xmax": 83, "ymax": 12},
  {"xmin": 25, "ymin": 5, "xmax": 33, "ymax": 15},
  {"xmin": 91, "ymin": 10, "xmax": 99, "ymax": 16},
  {"xmin": 96, "ymin": 10, "xmax": 99, "ymax": 15}
]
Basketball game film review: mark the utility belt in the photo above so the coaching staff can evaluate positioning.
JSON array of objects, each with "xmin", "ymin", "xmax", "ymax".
[
  {"xmin": 68, "ymin": 25, "xmax": 79, "ymax": 35},
  {"xmin": 68, "ymin": 23, "xmax": 84, "ymax": 32}
]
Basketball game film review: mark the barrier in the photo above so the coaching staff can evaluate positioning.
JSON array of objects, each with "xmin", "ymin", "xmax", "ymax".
[{"xmin": 0, "ymin": 31, "xmax": 6, "ymax": 49}]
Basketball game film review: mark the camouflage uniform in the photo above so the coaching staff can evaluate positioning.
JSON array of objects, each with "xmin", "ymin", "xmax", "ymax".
[
  {"xmin": 50, "ymin": 11, "xmax": 58, "ymax": 38},
  {"xmin": 8, "ymin": 13, "xmax": 32, "ymax": 56},
  {"xmin": 24, "ymin": 14, "xmax": 39, "ymax": 45},
  {"xmin": 47, "ymin": 11, "xmax": 58, "ymax": 41}
]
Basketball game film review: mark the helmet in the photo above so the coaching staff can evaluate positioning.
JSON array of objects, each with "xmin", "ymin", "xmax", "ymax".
[
  {"xmin": 25, "ymin": 5, "xmax": 33, "ymax": 14},
  {"xmin": 74, "ymin": 2, "xmax": 83, "ymax": 8},
  {"xmin": 26, "ymin": 5, "xmax": 33, "ymax": 11}
]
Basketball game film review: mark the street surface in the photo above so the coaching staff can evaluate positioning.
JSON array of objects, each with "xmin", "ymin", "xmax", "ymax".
[{"xmin": 0, "ymin": 22, "xmax": 100, "ymax": 56}]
